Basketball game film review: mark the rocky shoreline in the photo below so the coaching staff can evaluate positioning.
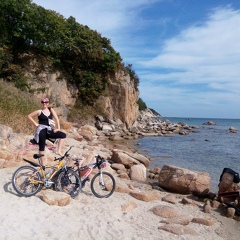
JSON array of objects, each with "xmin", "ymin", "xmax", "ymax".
[{"xmin": 0, "ymin": 111, "xmax": 240, "ymax": 238}]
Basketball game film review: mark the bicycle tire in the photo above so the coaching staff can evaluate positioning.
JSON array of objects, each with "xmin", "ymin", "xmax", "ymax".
[
  {"xmin": 90, "ymin": 171, "xmax": 116, "ymax": 198},
  {"xmin": 12, "ymin": 165, "xmax": 43, "ymax": 197},
  {"xmin": 57, "ymin": 169, "xmax": 82, "ymax": 198}
]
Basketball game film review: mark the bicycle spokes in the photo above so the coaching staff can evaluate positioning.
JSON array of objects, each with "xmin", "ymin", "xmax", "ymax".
[{"xmin": 90, "ymin": 172, "xmax": 116, "ymax": 198}]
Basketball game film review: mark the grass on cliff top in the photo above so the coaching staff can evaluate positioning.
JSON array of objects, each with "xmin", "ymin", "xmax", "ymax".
[{"xmin": 0, "ymin": 80, "xmax": 40, "ymax": 134}]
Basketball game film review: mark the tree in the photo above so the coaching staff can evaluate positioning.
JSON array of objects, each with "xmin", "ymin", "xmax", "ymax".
[{"xmin": 137, "ymin": 98, "xmax": 147, "ymax": 111}]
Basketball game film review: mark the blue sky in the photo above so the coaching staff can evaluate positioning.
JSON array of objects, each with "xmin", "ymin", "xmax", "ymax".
[{"xmin": 32, "ymin": 0, "xmax": 240, "ymax": 119}]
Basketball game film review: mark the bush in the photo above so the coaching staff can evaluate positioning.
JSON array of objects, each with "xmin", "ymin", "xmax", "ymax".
[{"xmin": 137, "ymin": 98, "xmax": 147, "ymax": 111}]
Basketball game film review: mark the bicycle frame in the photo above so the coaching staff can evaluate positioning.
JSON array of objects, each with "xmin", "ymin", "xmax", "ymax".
[
  {"xmin": 71, "ymin": 155, "xmax": 115, "ymax": 198},
  {"xmin": 23, "ymin": 146, "xmax": 73, "ymax": 186},
  {"xmin": 73, "ymin": 155, "xmax": 106, "ymax": 183}
]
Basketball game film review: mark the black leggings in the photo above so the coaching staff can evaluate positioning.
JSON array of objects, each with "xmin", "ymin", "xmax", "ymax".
[{"xmin": 38, "ymin": 128, "xmax": 66, "ymax": 151}]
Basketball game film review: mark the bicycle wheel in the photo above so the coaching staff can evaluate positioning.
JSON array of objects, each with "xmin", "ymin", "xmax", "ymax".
[
  {"xmin": 90, "ymin": 171, "xmax": 116, "ymax": 198},
  {"xmin": 57, "ymin": 169, "xmax": 81, "ymax": 198},
  {"xmin": 12, "ymin": 165, "xmax": 42, "ymax": 197}
]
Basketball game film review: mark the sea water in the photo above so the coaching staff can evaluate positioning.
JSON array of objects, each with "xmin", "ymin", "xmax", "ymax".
[{"xmin": 134, "ymin": 117, "xmax": 240, "ymax": 193}]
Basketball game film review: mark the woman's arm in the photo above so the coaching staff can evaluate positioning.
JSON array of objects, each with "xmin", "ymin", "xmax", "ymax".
[
  {"xmin": 27, "ymin": 110, "xmax": 40, "ymax": 127},
  {"xmin": 51, "ymin": 108, "xmax": 60, "ymax": 131}
]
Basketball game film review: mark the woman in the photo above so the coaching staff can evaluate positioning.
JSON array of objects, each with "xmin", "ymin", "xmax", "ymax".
[{"xmin": 28, "ymin": 97, "xmax": 66, "ymax": 165}]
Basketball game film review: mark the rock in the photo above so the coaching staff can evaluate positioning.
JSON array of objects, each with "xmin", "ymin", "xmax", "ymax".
[
  {"xmin": 158, "ymin": 165, "xmax": 211, "ymax": 196},
  {"xmin": 111, "ymin": 163, "xmax": 126, "ymax": 171},
  {"xmin": 161, "ymin": 214, "xmax": 193, "ymax": 225},
  {"xmin": 129, "ymin": 164, "xmax": 146, "ymax": 181},
  {"xmin": 212, "ymin": 200, "xmax": 221, "ymax": 208},
  {"xmin": 203, "ymin": 121, "xmax": 217, "ymax": 125},
  {"xmin": 191, "ymin": 218, "xmax": 214, "ymax": 226},
  {"xmin": 121, "ymin": 201, "xmax": 137, "ymax": 212},
  {"xmin": 112, "ymin": 150, "xmax": 139, "ymax": 168},
  {"xmin": 129, "ymin": 190, "xmax": 161, "ymax": 202},
  {"xmin": 77, "ymin": 129, "xmax": 94, "ymax": 141},
  {"xmin": 162, "ymin": 194, "xmax": 178, "ymax": 204},
  {"xmin": 114, "ymin": 181, "xmax": 131, "ymax": 194},
  {"xmin": 159, "ymin": 224, "xmax": 199, "ymax": 236},
  {"xmin": 151, "ymin": 205, "xmax": 181, "ymax": 218},
  {"xmin": 109, "ymin": 135, "xmax": 124, "ymax": 141},
  {"xmin": 124, "ymin": 151, "xmax": 150, "ymax": 168},
  {"xmin": 229, "ymin": 126, "xmax": 237, "ymax": 132},
  {"xmin": 226, "ymin": 207, "xmax": 235, "ymax": 218},
  {"xmin": 39, "ymin": 190, "xmax": 71, "ymax": 206},
  {"xmin": 203, "ymin": 200, "xmax": 212, "ymax": 213},
  {"xmin": 182, "ymin": 197, "xmax": 201, "ymax": 207}
]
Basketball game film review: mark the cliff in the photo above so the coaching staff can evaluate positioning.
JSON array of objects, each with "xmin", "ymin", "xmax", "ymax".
[{"xmin": 25, "ymin": 69, "xmax": 139, "ymax": 129}]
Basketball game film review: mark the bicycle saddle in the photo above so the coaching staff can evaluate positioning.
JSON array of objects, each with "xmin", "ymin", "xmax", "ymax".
[{"xmin": 33, "ymin": 154, "xmax": 45, "ymax": 159}]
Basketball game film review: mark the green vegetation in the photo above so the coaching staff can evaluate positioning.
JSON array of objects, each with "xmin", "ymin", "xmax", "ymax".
[
  {"xmin": 0, "ymin": 0, "xmax": 142, "ymax": 132},
  {"xmin": 0, "ymin": 0, "xmax": 139, "ymax": 107},
  {"xmin": 149, "ymin": 108, "xmax": 161, "ymax": 116},
  {"xmin": 137, "ymin": 98, "xmax": 147, "ymax": 111}
]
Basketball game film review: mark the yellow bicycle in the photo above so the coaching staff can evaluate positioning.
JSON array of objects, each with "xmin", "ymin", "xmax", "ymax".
[{"xmin": 12, "ymin": 146, "xmax": 81, "ymax": 198}]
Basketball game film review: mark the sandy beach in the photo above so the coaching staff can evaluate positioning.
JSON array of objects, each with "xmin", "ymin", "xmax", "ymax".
[{"xmin": 1, "ymin": 165, "xmax": 240, "ymax": 240}]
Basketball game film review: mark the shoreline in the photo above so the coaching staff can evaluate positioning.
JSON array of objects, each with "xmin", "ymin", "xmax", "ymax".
[{"xmin": 1, "ymin": 121, "xmax": 240, "ymax": 239}]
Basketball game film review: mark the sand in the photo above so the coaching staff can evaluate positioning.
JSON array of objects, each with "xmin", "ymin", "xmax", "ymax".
[{"xmin": 1, "ymin": 166, "xmax": 240, "ymax": 240}]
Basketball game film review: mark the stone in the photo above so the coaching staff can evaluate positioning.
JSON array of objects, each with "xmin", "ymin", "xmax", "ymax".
[
  {"xmin": 111, "ymin": 163, "xmax": 126, "ymax": 171},
  {"xmin": 161, "ymin": 214, "xmax": 193, "ymax": 225},
  {"xmin": 162, "ymin": 194, "xmax": 178, "ymax": 204},
  {"xmin": 203, "ymin": 200, "xmax": 212, "ymax": 213},
  {"xmin": 40, "ymin": 190, "xmax": 71, "ymax": 206},
  {"xmin": 191, "ymin": 218, "xmax": 214, "ymax": 226},
  {"xmin": 121, "ymin": 201, "xmax": 137, "ymax": 212},
  {"xmin": 212, "ymin": 200, "xmax": 221, "ymax": 208},
  {"xmin": 226, "ymin": 208, "xmax": 235, "ymax": 218},
  {"xmin": 158, "ymin": 165, "xmax": 211, "ymax": 196},
  {"xmin": 112, "ymin": 150, "xmax": 139, "ymax": 168},
  {"xmin": 130, "ymin": 190, "xmax": 161, "ymax": 202},
  {"xmin": 114, "ymin": 183, "xmax": 131, "ymax": 194},
  {"xmin": 151, "ymin": 205, "xmax": 181, "ymax": 218},
  {"xmin": 182, "ymin": 197, "xmax": 201, "ymax": 207},
  {"xmin": 129, "ymin": 164, "xmax": 146, "ymax": 181},
  {"xmin": 159, "ymin": 224, "xmax": 199, "ymax": 235}
]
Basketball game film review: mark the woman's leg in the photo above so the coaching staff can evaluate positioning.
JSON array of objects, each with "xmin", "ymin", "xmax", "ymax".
[
  {"xmin": 56, "ymin": 138, "xmax": 65, "ymax": 156},
  {"xmin": 38, "ymin": 129, "xmax": 47, "ymax": 165},
  {"xmin": 48, "ymin": 131, "xmax": 66, "ymax": 156}
]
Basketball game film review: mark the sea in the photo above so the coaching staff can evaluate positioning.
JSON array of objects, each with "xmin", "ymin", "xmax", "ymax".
[{"xmin": 133, "ymin": 117, "xmax": 240, "ymax": 193}]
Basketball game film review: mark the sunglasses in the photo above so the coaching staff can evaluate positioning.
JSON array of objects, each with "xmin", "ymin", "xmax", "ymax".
[{"xmin": 41, "ymin": 101, "xmax": 49, "ymax": 104}]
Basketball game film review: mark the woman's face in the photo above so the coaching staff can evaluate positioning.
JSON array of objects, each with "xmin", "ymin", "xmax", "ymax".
[{"xmin": 41, "ymin": 100, "xmax": 49, "ymax": 107}]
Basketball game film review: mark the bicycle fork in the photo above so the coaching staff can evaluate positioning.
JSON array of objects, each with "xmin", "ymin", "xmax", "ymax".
[{"xmin": 99, "ymin": 170, "xmax": 105, "ymax": 187}]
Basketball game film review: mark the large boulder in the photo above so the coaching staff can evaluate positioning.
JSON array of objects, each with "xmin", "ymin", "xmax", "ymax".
[
  {"xmin": 129, "ymin": 164, "xmax": 146, "ymax": 181},
  {"xmin": 111, "ymin": 149, "xmax": 139, "ymax": 168},
  {"xmin": 158, "ymin": 165, "xmax": 211, "ymax": 196}
]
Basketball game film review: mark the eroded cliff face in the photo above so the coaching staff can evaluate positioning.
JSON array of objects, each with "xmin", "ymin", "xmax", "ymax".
[
  {"xmin": 26, "ymin": 70, "xmax": 139, "ymax": 128},
  {"xmin": 96, "ymin": 71, "xmax": 139, "ymax": 129},
  {"xmin": 26, "ymin": 71, "xmax": 78, "ymax": 119}
]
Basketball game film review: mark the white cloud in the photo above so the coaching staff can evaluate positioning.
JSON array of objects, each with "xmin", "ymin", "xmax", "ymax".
[
  {"xmin": 32, "ymin": 0, "xmax": 160, "ymax": 33},
  {"xmin": 31, "ymin": 1, "xmax": 240, "ymax": 118},
  {"xmin": 137, "ymin": 7, "xmax": 240, "ymax": 117},
  {"xmin": 143, "ymin": 7, "xmax": 240, "ymax": 73}
]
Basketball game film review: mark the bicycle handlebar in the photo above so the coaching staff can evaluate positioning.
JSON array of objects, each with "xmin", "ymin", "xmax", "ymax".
[{"xmin": 54, "ymin": 146, "xmax": 73, "ymax": 161}]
